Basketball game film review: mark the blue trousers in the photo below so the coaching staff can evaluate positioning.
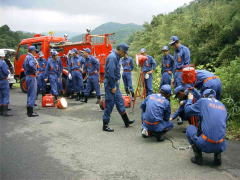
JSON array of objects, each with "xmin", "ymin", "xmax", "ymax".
[
  {"xmin": 144, "ymin": 73, "xmax": 153, "ymax": 96},
  {"xmin": 186, "ymin": 125, "xmax": 227, "ymax": 153},
  {"xmin": 58, "ymin": 76, "xmax": 63, "ymax": 92},
  {"xmin": 67, "ymin": 78, "xmax": 74, "ymax": 95},
  {"xmin": 37, "ymin": 73, "xmax": 46, "ymax": 94},
  {"xmin": 26, "ymin": 76, "xmax": 37, "ymax": 107},
  {"xmin": 103, "ymin": 83, "xmax": 125, "ymax": 124},
  {"xmin": 0, "ymin": 79, "xmax": 10, "ymax": 105},
  {"xmin": 202, "ymin": 78, "xmax": 222, "ymax": 100},
  {"xmin": 141, "ymin": 112, "xmax": 173, "ymax": 133},
  {"xmin": 174, "ymin": 71, "xmax": 183, "ymax": 88},
  {"xmin": 49, "ymin": 74, "xmax": 59, "ymax": 96},
  {"xmin": 122, "ymin": 72, "xmax": 134, "ymax": 92},
  {"xmin": 160, "ymin": 71, "xmax": 172, "ymax": 88},
  {"xmin": 72, "ymin": 71, "xmax": 83, "ymax": 93},
  {"xmin": 84, "ymin": 74, "xmax": 100, "ymax": 97}
]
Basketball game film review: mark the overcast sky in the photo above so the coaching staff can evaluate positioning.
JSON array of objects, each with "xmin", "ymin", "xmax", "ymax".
[{"xmin": 0, "ymin": 0, "xmax": 193, "ymax": 34}]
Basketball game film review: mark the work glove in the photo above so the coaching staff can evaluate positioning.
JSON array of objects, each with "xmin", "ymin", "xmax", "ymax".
[{"xmin": 68, "ymin": 73, "xmax": 72, "ymax": 80}]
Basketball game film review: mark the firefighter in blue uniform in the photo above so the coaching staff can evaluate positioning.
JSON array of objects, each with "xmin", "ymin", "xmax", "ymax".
[
  {"xmin": 57, "ymin": 55, "xmax": 63, "ymax": 96},
  {"xmin": 0, "ymin": 50, "xmax": 11, "ymax": 116},
  {"xmin": 70, "ymin": 48, "xmax": 84, "ymax": 101},
  {"xmin": 185, "ymin": 89, "xmax": 227, "ymax": 165},
  {"xmin": 66, "ymin": 50, "xmax": 74, "ymax": 98},
  {"xmin": 23, "ymin": 46, "xmax": 39, "ymax": 117},
  {"xmin": 44, "ymin": 50, "xmax": 61, "ymax": 100},
  {"xmin": 140, "ymin": 48, "xmax": 156, "ymax": 96},
  {"xmin": 160, "ymin": 46, "xmax": 174, "ymax": 88},
  {"xmin": 195, "ymin": 70, "xmax": 222, "ymax": 100},
  {"xmin": 37, "ymin": 51, "xmax": 47, "ymax": 96},
  {"xmin": 171, "ymin": 85, "xmax": 201, "ymax": 126},
  {"xmin": 82, "ymin": 48, "xmax": 101, "ymax": 103},
  {"xmin": 141, "ymin": 85, "xmax": 173, "ymax": 141},
  {"xmin": 121, "ymin": 54, "xmax": 134, "ymax": 98},
  {"xmin": 102, "ymin": 43, "xmax": 135, "ymax": 132},
  {"xmin": 169, "ymin": 36, "xmax": 191, "ymax": 88}
]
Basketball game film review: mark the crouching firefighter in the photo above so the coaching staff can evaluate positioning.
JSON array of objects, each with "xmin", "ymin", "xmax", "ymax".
[
  {"xmin": 0, "ymin": 49, "xmax": 12, "ymax": 116},
  {"xmin": 102, "ymin": 43, "xmax": 135, "ymax": 132},
  {"xmin": 185, "ymin": 89, "xmax": 228, "ymax": 165},
  {"xmin": 82, "ymin": 48, "xmax": 101, "ymax": 104},
  {"xmin": 23, "ymin": 46, "xmax": 39, "ymax": 117},
  {"xmin": 141, "ymin": 85, "xmax": 173, "ymax": 141}
]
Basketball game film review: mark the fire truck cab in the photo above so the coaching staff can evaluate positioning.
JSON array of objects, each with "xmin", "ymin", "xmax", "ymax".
[{"xmin": 14, "ymin": 33, "xmax": 113, "ymax": 94}]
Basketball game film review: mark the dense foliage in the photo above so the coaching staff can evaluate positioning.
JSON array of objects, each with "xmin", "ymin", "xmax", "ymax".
[
  {"xmin": 0, "ymin": 25, "xmax": 34, "ymax": 49},
  {"xmin": 128, "ymin": 0, "xmax": 240, "ymax": 133}
]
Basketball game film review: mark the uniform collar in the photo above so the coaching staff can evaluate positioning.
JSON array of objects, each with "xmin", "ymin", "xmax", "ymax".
[{"xmin": 28, "ymin": 52, "xmax": 34, "ymax": 57}]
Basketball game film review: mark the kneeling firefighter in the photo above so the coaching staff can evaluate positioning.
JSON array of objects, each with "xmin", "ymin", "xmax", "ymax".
[
  {"xmin": 141, "ymin": 84, "xmax": 174, "ymax": 141},
  {"xmin": 185, "ymin": 89, "xmax": 228, "ymax": 165}
]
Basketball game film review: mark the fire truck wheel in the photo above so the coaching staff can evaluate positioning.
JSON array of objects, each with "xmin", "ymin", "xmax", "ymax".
[{"xmin": 20, "ymin": 76, "xmax": 27, "ymax": 93}]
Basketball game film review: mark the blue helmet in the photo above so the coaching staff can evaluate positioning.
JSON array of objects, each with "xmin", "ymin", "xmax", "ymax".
[
  {"xmin": 116, "ymin": 43, "xmax": 129, "ymax": 53},
  {"xmin": 203, "ymin": 89, "xmax": 216, "ymax": 98},
  {"xmin": 71, "ymin": 48, "xmax": 78, "ymax": 54},
  {"xmin": 174, "ymin": 86, "xmax": 185, "ymax": 95},
  {"xmin": 162, "ymin": 46, "xmax": 169, "ymax": 51},
  {"xmin": 83, "ymin": 48, "xmax": 91, "ymax": 54},
  {"xmin": 51, "ymin": 50, "xmax": 58, "ymax": 56},
  {"xmin": 160, "ymin": 85, "xmax": 172, "ymax": 95},
  {"xmin": 28, "ymin": 46, "xmax": 36, "ymax": 52},
  {"xmin": 169, "ymin": 36, "xmax": 179, "ymax": 45},
  {"xmin": 140, "ymin": 48, "xmax": 147, "ymax": 53},
  {"xmin": 39, "ymin": 51, "xmax": 44, "ymax": 57}
]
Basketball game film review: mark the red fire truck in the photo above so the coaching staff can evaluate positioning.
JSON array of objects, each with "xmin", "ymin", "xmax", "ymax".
[{"xmin": 14, "ymin": 33, "xmax": 114, "ymax": 94}]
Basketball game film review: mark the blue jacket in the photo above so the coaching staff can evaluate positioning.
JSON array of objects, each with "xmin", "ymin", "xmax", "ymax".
[
  {"xmin": 37, "ymin": 57, "xmax": 47, "ymax": 73},
  {"xmin": 141, "ymin": 94, "xmax": 171, "ymax": 122},
  {"xmin": 44, "ymin": 57, "xmax": 61, "ymax": 78},
  {"xmin": 173, "ymin": 44, "xmax": 190, "ymax": 70},
  {"xmin": 23, "ymin": 53, "xmax": 37, "ymax": 75},
  {"xmin": 84, "ymin": 55, "xmax": 99, "ymax": 75},
  {"xmin": 185, "ymin": 98, "xmax": 227, "ymax": 141},
  {"xmin": 141, "ymin": 55, "xmax": 156, "ymax": 72},
  {"xmin": 161, "ymin": 54, "xmax": 174, "ymax": 73},
  {"xmin": 195, "ymin": 70, "xmax": 216, "ymax": 89},
  {"xmin": 122, "ymin": 56, "xmax": 134, "ymax": 71},
  {"xmin": 57, "ymin": 58, "xmax": 63, "ymax": 77},
  {"xmin": 69, "ymin": 55, "xmax": 84, "ymax": 71},
  {"xmin": 104, "ymin": 50, "xmax": 121, "ymax": 89},
  {"xmin": 0, "ymin": 59, "xmax": 9, "ymax": 79}
]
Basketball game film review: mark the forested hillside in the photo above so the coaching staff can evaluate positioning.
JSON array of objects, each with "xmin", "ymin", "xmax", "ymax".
[
  {"xmin": 70, "ymin": 22, "xmax": 143, "ymax": 45},
  {"xmin": 128, "ymin": 0, "xmax": 240, "ymax": 138},
  {"xmin": 0, "ymin": 25, "xmax": 34, "ymax": 49}
]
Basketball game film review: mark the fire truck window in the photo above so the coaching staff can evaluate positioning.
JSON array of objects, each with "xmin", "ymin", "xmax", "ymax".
[
  {"xmin": 32, "ymin": 43, "xmax": 42, "ymax": 52},
  {"xmin": 16, "ymin": 45, "xmax": 28, "ymax": 60}
]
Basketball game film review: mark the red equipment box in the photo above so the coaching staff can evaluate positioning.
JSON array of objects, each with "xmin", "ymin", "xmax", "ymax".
[
  {"xmin": 182, "ymin": 67, "xmax": 196, "ymax": 84},
  {"xmin": 99, "ymin": 95, "xmax": 131, "ymax": 110},
  {"xmin": 42, "ymin": 94, "xmax": 55, "ymax": 107}
]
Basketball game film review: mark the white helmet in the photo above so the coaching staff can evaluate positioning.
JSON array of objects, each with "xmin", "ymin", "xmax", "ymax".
[{"xmin": 0, "ymin": 49, "xmax": 5, "ymax": 57}]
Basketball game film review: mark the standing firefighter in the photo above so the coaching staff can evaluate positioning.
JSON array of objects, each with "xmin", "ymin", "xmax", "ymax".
[
  {"xmin": 185, "ymin": 89, "xmax": 227, "ymax": 165},
  {"xmin": 23, "ymin": 46, "xmax": 38, "ymax": 117},
  {"xmin": 140, "ymin": 48, "xmax": 156, "ymax": 96},
  {"xmin": 70, "ymin": 48, "xmax": 85, "ymax": 101},
  {"xmin": 37, "ymin": 51, "xmax": 47, "ymax": 97},
  {"xmin": 66, "ymin": 50, "xmax": 74, "ymax": 98},
  {"xmin": 141, "ymin": 85, "xmax": 173, "ymax": 141},
  {"xmin": 82, "ymin": 48, "xmax": 101, "ymax": 103},
  {"xmin": 0, "ymin": 49, "xmax": 11, "ymax": 116},
  {"xmin": 169, "ymin": 36, "xmax": 191, "ymax": 88},
  {"xmin": 121, "ymin": 54, "xmax": 134, "ymax": 99},
  {"xmin": 102, "ymin": 43, "xmax": 135, "ymax": 132},
  {"xmin": 160, "ymin": 46, "xmax": 174, "ymax": 88},
  {"xmin": 44, "ymin": 50, "xmax": 61, "ymax": 100}
]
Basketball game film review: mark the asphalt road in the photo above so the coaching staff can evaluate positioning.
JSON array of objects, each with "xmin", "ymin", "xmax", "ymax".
[{"xmin": 1, "ymin": 87, "xmax": 240, "ymax": 180}]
